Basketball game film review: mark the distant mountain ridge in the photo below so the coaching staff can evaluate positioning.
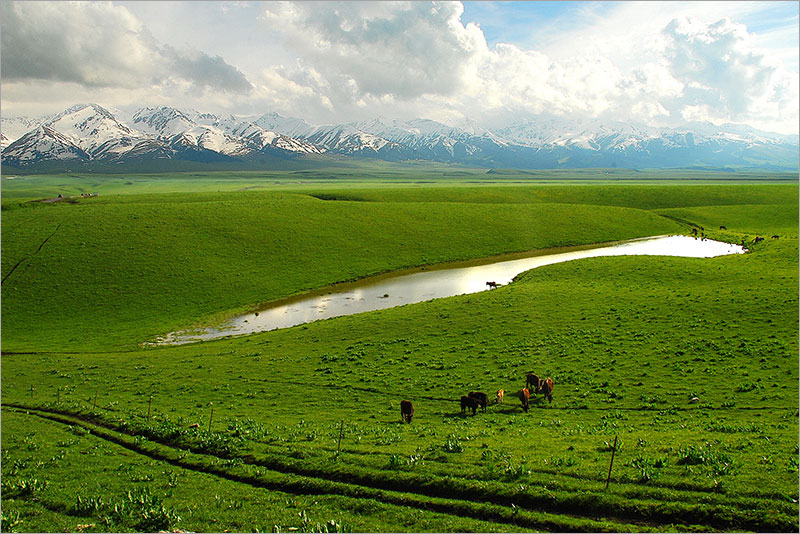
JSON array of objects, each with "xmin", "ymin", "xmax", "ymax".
[{"xmin": 2, "ymin": 103, "xmax": 797, "ymax": 171}]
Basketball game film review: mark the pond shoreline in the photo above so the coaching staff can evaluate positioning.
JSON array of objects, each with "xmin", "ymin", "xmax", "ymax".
[{"xmin": 150, "ymin": 234, "xmax": 744, "ymax": 346}]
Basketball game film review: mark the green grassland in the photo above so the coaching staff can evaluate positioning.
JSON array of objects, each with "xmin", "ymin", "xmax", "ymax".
[
  {"xmin": 2, "ymin": 189, "xmax": 693, "ymax": 351},
  {"xmin": 1, "ymin": 173, "xmax": 798, "ymax": 532},
  {"xmin": 2, "ymin": 165, "xmax": 796, "ymax": 200}
]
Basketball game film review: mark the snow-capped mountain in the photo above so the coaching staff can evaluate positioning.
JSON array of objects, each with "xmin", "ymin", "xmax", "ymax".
[
  {"xmin": 1, "ymin": 116, "xmax": 41, "ymax": 150},
  {"xmin": 1, "ymin": 104, "xmax": 324, "ymax": 169},
  {"xmin": 2, "ymin": 104, "xmax": 797, "ymax": 171},
  {"xmin": 2, "ymin": 125, "xmax": 89, "ymax": 165},
  {"xmin": 348, "ymin": 117, "xmax": 510, "ymax": 161},
  {"xmin": 253, "ymin": 113, "xmax": 405, "ymax": 156}
]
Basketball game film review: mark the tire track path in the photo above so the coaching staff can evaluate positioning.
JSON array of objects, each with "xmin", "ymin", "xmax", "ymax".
[{"xmin": 4, "ymin": 404, "xmax": 657, "ymax": 533}]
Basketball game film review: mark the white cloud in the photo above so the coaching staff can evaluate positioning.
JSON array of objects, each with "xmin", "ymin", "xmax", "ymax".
[
  {"xmin": 259, "ymin": 1, "xmax": 486, "ymax": 101},
  {"xmin": 0, "ymin": 1, "xmax": 252, "ymax": 94},
  {"xmin": 253, "ymin": 1, "xmax": 798, "ymax": 131},
  {"xmin": 1, "ymin": 1, "xmax": 796, "ymax": 134},
  {"xmin": 661, "ymin": 16, "xmax": 798, "ymax": 128}
]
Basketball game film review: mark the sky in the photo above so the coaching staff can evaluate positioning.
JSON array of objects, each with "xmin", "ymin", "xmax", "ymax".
[{"xmin": 1, "ymin": 1, "xmax": 798, "ymax": 134}]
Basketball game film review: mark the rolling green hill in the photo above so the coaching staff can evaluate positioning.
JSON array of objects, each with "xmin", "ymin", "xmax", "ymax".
[{"xmin": 1, "ymin": 176, "xmax": 797, "ymax": 532}]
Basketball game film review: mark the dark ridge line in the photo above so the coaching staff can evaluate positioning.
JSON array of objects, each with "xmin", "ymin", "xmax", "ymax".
[
  {"xmin": 2, "ymin": 223, "xmax": 63, "ymax": 286},
  {"xmin": 5, "ymin": 406, "xmax": 637, "ymax": 533},
  {"xmin": 6, "ymin": 404, "xmax": 795, "ymax": 532}
]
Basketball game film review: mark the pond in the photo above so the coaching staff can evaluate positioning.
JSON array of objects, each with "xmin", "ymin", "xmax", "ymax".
[{"xmin": 152, "ymin": 235, "xmax": 745, "ymax": 345}]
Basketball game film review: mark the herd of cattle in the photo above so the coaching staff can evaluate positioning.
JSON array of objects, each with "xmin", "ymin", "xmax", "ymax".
[{"xmin": 400, "ymin": 372, "xmax": 554, "ymax": 423}]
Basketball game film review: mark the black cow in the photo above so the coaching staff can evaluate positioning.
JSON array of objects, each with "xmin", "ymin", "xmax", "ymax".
[
  {"xmin": 400, "ymin": 400, "xmax": 414, "ymax": 423},
  {"xmin": 460, "ymin": 395, "xmax": 479, "ymax": 415},
  {"xmin": 468, "ymin": 391, "xmax": 488, "ymax": 413},
  {"xmin": 526, "ymin": 373, "xmax": 540, "ymax": 393}
]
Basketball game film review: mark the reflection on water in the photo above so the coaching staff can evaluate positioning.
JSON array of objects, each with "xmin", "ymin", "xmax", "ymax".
[{"xmin": 152, "ymin": 235, "xmax": 744, "ymax": 345}]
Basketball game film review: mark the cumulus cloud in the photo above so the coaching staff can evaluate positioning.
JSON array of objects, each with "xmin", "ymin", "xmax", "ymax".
[
  {"xmin": 259, "ymin": 1, "xmax": 486, "ymax": 102},
  {"xmin": 661, "ymin": 16, "xmax": 793, "ymax": 124},
  {"xmin": 1, "ymin": 1, "xmax": 795, "ymax": 134},
  {"xmin": 253, "ymin": 2, "xmax": 796, "ymax": 132},
  {"xmin": 255, "ymin": 1, "xmax": 674, "ymax": 125},
  {"xmin": 0, "ymin": 1, "xmax": 252, "ymax": 94}
]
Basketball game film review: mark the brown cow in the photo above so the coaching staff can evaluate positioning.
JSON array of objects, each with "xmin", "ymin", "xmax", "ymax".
[
  {"xmin": 517, "ymin": 388, "xmax": 530, "ymax": 412},
  {"xmin": 468, "ymin": 391, "xmax": 488, "ymax": 413},
  {"xmin": 539, "ymin": 377, "xmax": 554, "ymax": 402},
  {"xmin": 495, "ymin": 389, "xmax": 504, "ymax": 404},
  {"xmin": 400, "ymin": 400, "xmax": 414, "ymax": 423},
  {"xmin": 461, "ymin": 395, "xmax": 479, "ymax": 415},
  {"xmin": 526, "ymin": 373, "xmax": 540, "ymax": 393}
]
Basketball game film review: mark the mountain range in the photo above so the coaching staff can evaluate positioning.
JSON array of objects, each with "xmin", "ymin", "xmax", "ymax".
[{"xmin": 2, "ymin": 103, "xmax": 798, "ymax": 172}]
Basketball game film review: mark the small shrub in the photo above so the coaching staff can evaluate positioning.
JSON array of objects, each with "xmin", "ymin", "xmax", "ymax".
[
  {"xmin": 544, "ymin": 455, "xmax": 577, "ymax": 468},
  {"xmin": 2, "ymin": 477, "xmax": 47, "ymax": 497},
  {"xmin": 735, "ymin": 382, "xmax": 759, "ymax": 393},
  {"xmin": 707, "ymin": 421, "xmax": 763, "ymax": 433},
  {"xmin": 677, "ymin": 445, "xmax": 734, "ymax": 475},
  {"xmin": 0, "ymin": 509, "xmax": 23, "ymax": 533},
  {"xmin": 502, "ymin": 461, "xmax": 531, "ymax": 480},
  {"xmin": 287, "ymin": 510, "xmax": 349, "ymax": 533},
  {"xmin": 117, "ymin": 487, "xmax": 180, "ymax": 532},
  {"xmin": 406, "ymin": 453, "xmax": 423, "ymax": 467},
  {"xmin": 787, "ymin": 455, "xmax": 799, "ymax": 473},
  {"xmin": 629, "ymin": 455, "xmax": 667, "ymax": 482},
  {"xmin": 227, "ymin": 417, "xmax": 267, "ymax": 440},
  {"xmin": 70, "ymin": 488, "xmax": 179, "ymax": 531},
  {"xmin": 72, "ymin": 495, "xmax": 105, "ymax": 516},
  {"xmin": 442, "ymin": 438, "xmax": 463, "ymax": 453},
  {"xmin": 387, "ymin": 454, "xmax": 404, "ymax": 469}
]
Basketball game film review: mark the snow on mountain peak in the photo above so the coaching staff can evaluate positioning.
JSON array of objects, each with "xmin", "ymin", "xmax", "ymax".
[{"xmin": 2, "ymin": 104, "xmax": 797, "ymax": 170}]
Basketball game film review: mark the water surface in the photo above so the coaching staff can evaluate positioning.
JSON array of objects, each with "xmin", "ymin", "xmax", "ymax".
[{"xmin": 153, "ymin": 235, "xmax": 744, "ymax": 345}]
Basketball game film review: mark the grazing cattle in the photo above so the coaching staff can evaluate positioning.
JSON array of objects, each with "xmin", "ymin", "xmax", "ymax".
[
  {"xmin": 495, "ymin": 389, "xmax": 504, "ymax": 404},
  {"xmin": 461, "ymin": 395, "xmax": 479, "ymax": 415},
  {"xmin": 517, "ymin": 388, "xmax": 530, "ymax": 412},
  {"xmin": 400, "ymin": 400, "xmax": 414, "ymax": 423},
  {"xmin": 754, "ymin": 236, "xmax": 765, "ymax": 243},
  {"xmin": 468, "ymin": 391, "xmax": 489, "ymax": 413},
  {"xmin": 539, "ymin": 377, "xmax": 554, "ymax": 403},
  {"xmin": 486, "ymin": 281, "xmax": 499, "ymax": 289},
  {"xmin": 771, "ymin": 235, "xmax": 780, "ymax": 239},
  {"xmin": 719, "ymin": 226, "xmax": 727, "ymax": 230},
  {"xmin": 525, "ymin": 373, "xmax": 540, "ymax": 393}
]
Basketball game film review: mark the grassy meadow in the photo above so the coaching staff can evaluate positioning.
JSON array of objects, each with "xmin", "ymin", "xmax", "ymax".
[{"xmin": 1, "ymin": 169, "xmax": 798, "ymax": 532}]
